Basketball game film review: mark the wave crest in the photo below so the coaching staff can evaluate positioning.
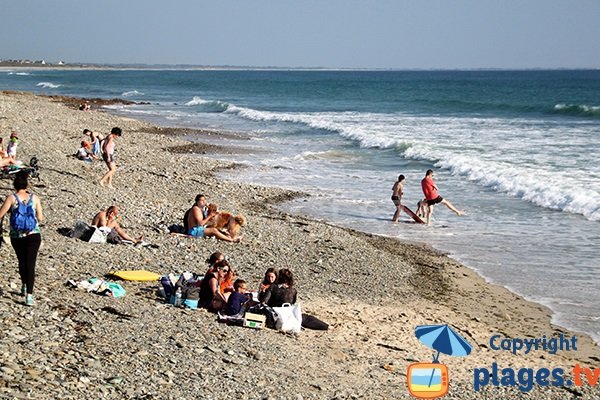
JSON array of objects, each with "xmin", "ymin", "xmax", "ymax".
[
  {"xmin": 185, "ymin": 96, "xmax": 229, "ymax": 112},
  {"xmin": 122, "ymin": 90, "xmax": 144, "ymax": 97},
  {"xmin": 36, "ymin": 82, "xmax": 60, "ymax": 89},
  {"xmin": 553, "ymin": 103, "xmax": 600, "ymax": 118}
]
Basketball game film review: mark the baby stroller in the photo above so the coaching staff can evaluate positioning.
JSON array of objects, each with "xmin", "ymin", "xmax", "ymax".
[{"xmin": 0, "ymin": 157, "xmax": 40, "ymax": 180}]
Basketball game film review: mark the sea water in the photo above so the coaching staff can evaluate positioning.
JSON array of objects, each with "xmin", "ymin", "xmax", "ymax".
[{"xmin": 2, "ymin": 69, "xmax": 599, "ymax": 341}]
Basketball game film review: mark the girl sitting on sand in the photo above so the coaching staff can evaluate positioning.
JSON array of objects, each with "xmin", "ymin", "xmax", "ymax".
[
  {"xmin": 261, "ymin": 268, "xmax": 297, "ymax": 308},
  {"xmin": 257, "ymin": 268, "xmax": 277, "ymax": 303}
]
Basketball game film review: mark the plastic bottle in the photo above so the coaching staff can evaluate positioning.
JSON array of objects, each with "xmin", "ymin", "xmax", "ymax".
[{"xmin": 174, "ymin": 287, "xmax": 182, "ymax": 306}]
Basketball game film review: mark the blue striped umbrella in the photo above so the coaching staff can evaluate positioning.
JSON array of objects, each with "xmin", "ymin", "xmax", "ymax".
[
  {"xmin": 415, "ymin": 324, "xmax": 472, "ymax": 387},
  {"xmin": 415, "ymin": 324, "xmax": 472, "ymax": 360}
]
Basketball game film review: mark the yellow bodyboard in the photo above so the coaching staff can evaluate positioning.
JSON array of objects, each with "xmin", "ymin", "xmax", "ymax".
[{"xmin": 109, "ymin": 270, "xmax": 161, "ymax": 282}]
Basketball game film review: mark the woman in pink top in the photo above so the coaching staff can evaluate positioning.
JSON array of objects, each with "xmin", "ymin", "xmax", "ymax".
[{"xmin": 99, "ymin": 127, "xmax": 121, "ymax": 188}]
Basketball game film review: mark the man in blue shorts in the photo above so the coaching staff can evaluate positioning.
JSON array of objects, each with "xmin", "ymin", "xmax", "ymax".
[{"xmin": 184, "ymin": 194, "xmax": 240, "ymax": 242}]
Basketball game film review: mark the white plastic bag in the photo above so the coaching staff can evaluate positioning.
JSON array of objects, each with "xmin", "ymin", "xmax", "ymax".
[
  {"xmin": 88, "ymin": 226, "xmax": 110, "ymax": 243},
  {"xmin": 273, "ymin": 303, "xmax": 302, "ymax": 333}
]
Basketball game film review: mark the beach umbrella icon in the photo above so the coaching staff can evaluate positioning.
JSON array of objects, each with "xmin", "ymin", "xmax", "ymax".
[
  {"xmin": 415, "ymin": 324, "xmax": 472, "ymax": 362},
  {"xmin": 414, "ymin": 324, "xmax": 472, "ymax": 389}
]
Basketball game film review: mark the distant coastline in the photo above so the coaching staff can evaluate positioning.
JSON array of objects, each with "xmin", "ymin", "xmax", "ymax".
[{"xmin": 1, "ymin": 60, "xmax": 598, "ymax": 72}]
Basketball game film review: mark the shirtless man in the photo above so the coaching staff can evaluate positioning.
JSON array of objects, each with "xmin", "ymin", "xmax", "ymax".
[
  {"xmin": 391, "ymin": 174, "xmax": 405, "ymax": 223},
  {"xmin": 92, "ymin": 205, "xmax": 143, "ymax": 244},
  {"xmin": 421, "ymin": 169, "xmax": 462, "ymax": 225},
  {"xmin": 184, "ymin": 194, "xmax": 241, "ymax": 242}
]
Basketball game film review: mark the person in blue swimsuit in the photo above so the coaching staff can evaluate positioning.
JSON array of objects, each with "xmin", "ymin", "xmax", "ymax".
[{"xmin": 184, "ymin": 194, "xmax": 241, "ymax": 242}]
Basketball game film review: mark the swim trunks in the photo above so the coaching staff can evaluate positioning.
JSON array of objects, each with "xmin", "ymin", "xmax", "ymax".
[
  {"xmin": 188, "ymin": 226, "xmax": 205, "ymax": 238},
  {"xmin": 426, "ymin": 195, "xmax": 443, "ymax": 206},
  {"xmin": 102, "ymin": 153, "xmax": 114, "ymax": 163},
  {"xmin": 391, "ymin": 195, "xmax": 401, "ymax": 206}
]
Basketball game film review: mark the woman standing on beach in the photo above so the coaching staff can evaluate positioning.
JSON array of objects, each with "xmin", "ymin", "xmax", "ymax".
[
  {"xmin": 99, "ymin": 127, "xmax": 121, "ymax": 188},
  {"xmin": 0, "ymin": 171, "xmax": 44, "ymax": 306}
]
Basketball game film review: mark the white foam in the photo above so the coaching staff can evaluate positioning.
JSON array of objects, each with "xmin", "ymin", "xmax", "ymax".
[
  {"xmin": 7, "ymin": 72, "xmax": 30, "ymax": 76},
  {"xmin": 224, "ymin": 104, "xmax": 600, "ymax": 220},
  {"xmin": 36, "ymin": 82, "xmax": 60, "ymax": 89},
  {"xmin": 122, "ymin": 90, "xmax": 144, "ymax": 97}
]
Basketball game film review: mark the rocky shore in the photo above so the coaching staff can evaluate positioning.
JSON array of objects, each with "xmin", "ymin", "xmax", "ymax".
[{"xmin": 0, "ymin": 91, "xmax": 598, "ymax": 399}]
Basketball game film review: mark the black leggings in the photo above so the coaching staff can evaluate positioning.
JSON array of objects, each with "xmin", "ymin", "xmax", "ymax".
[{"xmin": 10, "ymin": 233, "xmax": 41, "ymax": 295}]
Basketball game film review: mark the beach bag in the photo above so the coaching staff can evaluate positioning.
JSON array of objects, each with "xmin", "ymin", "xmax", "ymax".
[
  {"xmin": 168, "ymin": 273, "xmax": 201, "ymax": 308},
  {"xmin": 273, "ymin": 303, "xmax": 302, "ymax": 333},
  {"xmin": 10, "ymin": 193, "xmax": 37, "ymax": 232},
  {"xmin": 247, "ymin": 304, "xmax": 279, "ymax": 329}
]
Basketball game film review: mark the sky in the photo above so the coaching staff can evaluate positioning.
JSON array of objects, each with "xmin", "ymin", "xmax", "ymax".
[{"xmin": 2, "ymin": 0, "xmax": 600, "ymax": 69}]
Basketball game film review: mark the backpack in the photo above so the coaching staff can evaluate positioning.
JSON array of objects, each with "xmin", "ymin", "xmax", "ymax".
[{"xmin": 10, "ymin": 193, "xmax": 37, "ymax": 232}]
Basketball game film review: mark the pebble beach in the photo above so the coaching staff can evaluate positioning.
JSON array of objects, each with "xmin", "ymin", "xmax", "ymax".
[{"xmin": 0, "ymin": 91, "xmax": 599, "ymax": 399}]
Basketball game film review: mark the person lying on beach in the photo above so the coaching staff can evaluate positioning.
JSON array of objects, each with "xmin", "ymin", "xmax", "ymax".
[
  {"xmin": 184, "ymin": 195, "xmax": 241, "ymax": 242},
  {"xmin": 91, "ymin": 205, "xmax": 143, "ymax": 245},
  {"xmin": 79, "ymin": 102, "xmax": 91, "ymax": 111},
  {"xmin": 391, "ymin": 174, "xmax": 405, "ymax": 223},
  {"xmin": 257, "ymin": 267, "xmax": 277, "ymax": 303},
  {"xmin": 199, "ymin": 259, "xmax": 230, "ymax": 312},
  {"xmin": 261, "ymin": 268, "xmax": 297, "ymax": 308},
  {"xmin": 0, "ymin": 156, "xmax": 18, "ymax": 168},
  {"xmin": 83, "ymin": 129, "xmax": 104, "ymax": 157},
  {"xmin": 75, "ymin": 141, "xmax": 93, "ymax": 162},
  {"xmin": 99, "ymin": 127, "xmax": 122, "ymax": 188},
  {"xmin": 223, "ymin": 279, "xmax": 252, "ymax": 316},
  {"xmin": 421, "ymin": 169, "xmax": 462, "ymax": 225}
]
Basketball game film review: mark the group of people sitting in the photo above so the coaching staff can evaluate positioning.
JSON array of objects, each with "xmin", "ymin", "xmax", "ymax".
[
  {"xmin": 0, "ymin": 131, "xmax": 20, "ymax": 167},
  {"xmin": 198, "ymin": 252, "xmax": 297, "ymax": 316}
]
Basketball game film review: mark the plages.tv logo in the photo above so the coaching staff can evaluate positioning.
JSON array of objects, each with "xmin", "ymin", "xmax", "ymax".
[{"xmin": 407, "ymin": 324, "xmax": 473, "ymax": 399}]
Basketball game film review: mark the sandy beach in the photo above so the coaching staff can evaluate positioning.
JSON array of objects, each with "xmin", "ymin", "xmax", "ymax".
[{"xmin": 0, "ymin": 91, "xmax": 599, "ymax": 399}]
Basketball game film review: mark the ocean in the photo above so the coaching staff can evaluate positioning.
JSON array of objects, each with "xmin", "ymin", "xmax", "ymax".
[{"xmin": 2, "ymin": 68, "xmax": 599, "ymax": 342}]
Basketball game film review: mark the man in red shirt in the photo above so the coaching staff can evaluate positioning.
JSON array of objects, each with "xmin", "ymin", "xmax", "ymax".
[{"xmin": 421, "ymin": 169, "xmax": 462, "ymax": 225}]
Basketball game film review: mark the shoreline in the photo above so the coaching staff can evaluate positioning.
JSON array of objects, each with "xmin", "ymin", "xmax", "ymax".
[{"xmin": 0, "ymin": 91, "xmax": 598, "ymax": 398}]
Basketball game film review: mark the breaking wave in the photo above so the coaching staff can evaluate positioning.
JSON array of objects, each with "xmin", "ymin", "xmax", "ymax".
[
  {"xmin": 223, "ymin": 103, "xmax": 600, "ymax": 220},
  {"xmin": 553, "ymin": 103, "xmax": 600, "ymax": 118},
  {"xmin": 185, "ymin": 96, "xmax": 229, "ymax": 112},
  {"xmin": 122, "ymin": 90, "xmax": 144, "ymax": 97},
  {"xmin": 36, "ymin": 82, "xmax": 60, "ymax": 89}
]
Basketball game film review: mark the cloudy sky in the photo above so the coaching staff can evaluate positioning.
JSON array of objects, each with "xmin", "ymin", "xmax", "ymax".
[{"xmin": 2, "ymin": 0, "xmax": 600, "ymax": 69}]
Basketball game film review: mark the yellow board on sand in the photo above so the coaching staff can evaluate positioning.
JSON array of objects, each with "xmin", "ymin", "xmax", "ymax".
[{"xmin": 109, "ymin": 270, "xmax": 161, "ymax": 282}]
